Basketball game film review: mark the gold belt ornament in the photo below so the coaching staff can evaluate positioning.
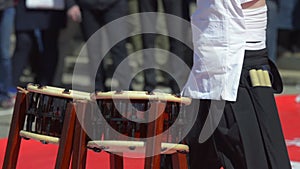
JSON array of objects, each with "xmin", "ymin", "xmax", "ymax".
[{"xmin": 249, "ymin": 69, "xmax": 272, "ymax": 87}]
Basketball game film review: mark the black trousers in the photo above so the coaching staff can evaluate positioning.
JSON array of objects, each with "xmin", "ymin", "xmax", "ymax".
[
  {"xmin": 138, "ymin": 0, "xmax": 191, "ymax": 93},
  {"xmin": 12, "ymin": 29, "xmax": 60, "ymax": 86},
  {"xmin": 80, "ymin": 0, "xmax": 131, "ymax": 91},
  {"xmin": 186, "ymin": 49, "xmax": 291, "ymax": 169}
]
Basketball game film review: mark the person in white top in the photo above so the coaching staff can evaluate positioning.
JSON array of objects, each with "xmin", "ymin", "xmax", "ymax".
[{"xmin": 183, "ymin": 0, "xmax": 292, "ymax": 168}]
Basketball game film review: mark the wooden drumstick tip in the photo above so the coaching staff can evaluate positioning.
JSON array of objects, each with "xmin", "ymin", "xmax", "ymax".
[
  {"xmin": 249, "ymin": 69, "xmax": 260, "ymax": 87},
  {"xmin": 257, "ymin": 69, "xmax": 267, "ymax": 86},
  {"xmin": 262, "ymin": 70, "xmax": 272, "ymax": 87},
  {"xmin": 17, "ymin": 86, "xmax": 29, "ymax": 94}
]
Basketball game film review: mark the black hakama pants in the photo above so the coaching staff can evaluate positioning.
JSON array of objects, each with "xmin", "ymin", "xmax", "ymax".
[{"xmin": 187, "ymin": 49, "xmax": 291, "ymax": 169}]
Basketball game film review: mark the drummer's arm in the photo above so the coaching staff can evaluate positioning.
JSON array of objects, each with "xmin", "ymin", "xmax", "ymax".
[{"xmin": 241, "ymin": 0, "xmax": 266, "ymax": 9}]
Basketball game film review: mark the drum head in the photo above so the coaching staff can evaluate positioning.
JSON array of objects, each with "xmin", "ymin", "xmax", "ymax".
[
  {"xmin": 94, "ymin": 90, "xmax": 191, "ymax": 105},
  {"xmin": 27, "ymin": 83, "xmax": 91, "ymax": 100}
]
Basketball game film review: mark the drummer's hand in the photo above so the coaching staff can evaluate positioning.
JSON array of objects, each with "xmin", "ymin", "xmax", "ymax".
[{"xmin": 67, "ymin": 5, "xmax": 82, "ymax": 23}]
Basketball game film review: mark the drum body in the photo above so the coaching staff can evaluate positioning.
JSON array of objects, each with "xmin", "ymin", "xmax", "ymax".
[
  {"xmin": 24, "ymin": 84, "xmax": 90, "ymax": 138},
  {"xmin": 25, "ymin": 91, "xmax": 71, "ymax": 137},
  {"xmin": 89, "ymin": 91, "xmax": 191, "ymax": 143}
]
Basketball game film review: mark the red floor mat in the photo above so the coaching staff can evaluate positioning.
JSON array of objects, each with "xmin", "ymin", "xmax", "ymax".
[
  {"xmin": 276, "ymin": 95, "xmax": 300, "ymax": 162},
  {"xmin": 0, "ymin": 139, "xmax": 144, "ymax": 168}
]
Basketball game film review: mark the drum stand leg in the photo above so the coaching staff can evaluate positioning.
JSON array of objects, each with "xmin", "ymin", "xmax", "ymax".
[
  {"xmin": 55, "ymin": 103, "xmax": 77, "ymax": 169},
  {"xmin": 2, "ymin": 91, "xmax": 27, "ymax": 169},
  {"xmin": 171, "ymin": 153, "xmax": 188, "ymax": 169},
  {"xmin": 110, "ymin": 153, "xmax": 124, "ymax": 169},
  {"xmin": 71, "ymin": 101, "xmax": 89, "ymax": 169},
  {"xmin": 144, "ymin": 102, "xmax": 165, "ymax": 169}
]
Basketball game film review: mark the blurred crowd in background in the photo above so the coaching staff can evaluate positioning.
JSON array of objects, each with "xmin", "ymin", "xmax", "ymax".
[{"xmin": 1, "ymin": 0, "xmax": 300, "ymax": 108}]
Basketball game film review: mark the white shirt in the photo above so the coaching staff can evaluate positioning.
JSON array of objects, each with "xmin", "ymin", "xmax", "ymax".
[
  {"xmin": 243, "ymin": 5, "xmax": 267, "ymax": 50},
  {"xmin": 182, "ymin": 0, "xmax": 264, "ymax": 101}
]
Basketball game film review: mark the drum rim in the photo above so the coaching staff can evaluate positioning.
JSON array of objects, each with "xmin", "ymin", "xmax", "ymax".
[
  {"xmin": 26, "ymin": 84, "xmax": 91, "ymax": 100},
  {"xmin": 26, "ymin": 84, "xmax": 192, "ymax": 105},
  {"xmin": 93, "ymin": 91, "xmax": 191, "ymax": 105}
]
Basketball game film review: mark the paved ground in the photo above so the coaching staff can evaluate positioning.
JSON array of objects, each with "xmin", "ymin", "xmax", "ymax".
[{"xmin": 0, "ymin": 111, "xmax": 12, "ymax": 138}]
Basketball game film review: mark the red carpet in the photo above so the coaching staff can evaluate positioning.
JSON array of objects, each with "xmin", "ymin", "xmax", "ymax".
[
  {"xmin": 276, "ymin": 95, "xmax": 300, "ymax": 162},
  {"xmin": 0, "ymin": 139, "xmax": 145, "ymax": 168},
  {"xmin": 0, "ymin": 94, "xmax": 300, "ymax": 168}
]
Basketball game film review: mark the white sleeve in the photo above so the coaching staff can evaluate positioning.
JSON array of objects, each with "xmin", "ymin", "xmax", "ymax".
[{"xmin": 183, "ymin": 0, "xmax": 246, "ymax": 101}]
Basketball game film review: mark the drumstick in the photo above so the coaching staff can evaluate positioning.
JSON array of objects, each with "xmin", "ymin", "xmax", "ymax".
[
  {"xmin": 17, "ymin": 86, "xmax": 29, "ymax": 94},
  {"xmin": 249, "ymin": 69, "xmax": 260, "ymax": 87},
  {"xmin": 262, "ymin": 70, "xmax": 272, "ymax": 87},
  {"xmin": 256, "ymin": 69, "xmax": 267, "ymax": 86}
]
